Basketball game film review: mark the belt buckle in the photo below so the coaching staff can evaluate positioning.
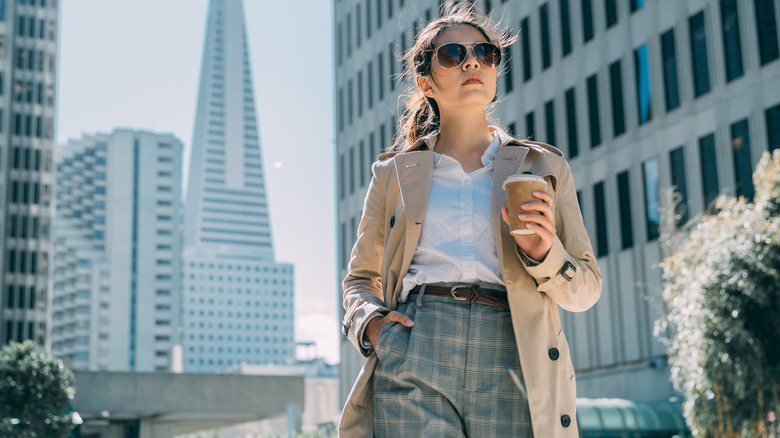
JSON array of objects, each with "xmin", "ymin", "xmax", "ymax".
[{"xmin": 450, "ymin": 285, "xmax": 473, "ymax": 301}]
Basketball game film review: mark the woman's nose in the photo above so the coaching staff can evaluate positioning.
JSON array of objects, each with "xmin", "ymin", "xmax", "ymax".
[{"xmin": 462, "ymin": 47, "xmax": 480, "ymax": 69}]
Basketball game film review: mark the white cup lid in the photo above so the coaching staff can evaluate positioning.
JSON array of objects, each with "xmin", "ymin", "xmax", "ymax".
[{"xmin": 502, "ymin": 174, "xmax": 547, "ymax": 191}]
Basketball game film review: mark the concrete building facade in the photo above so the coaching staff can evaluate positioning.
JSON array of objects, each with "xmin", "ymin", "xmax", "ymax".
[
  {"xmin": 334, "ymin": 0, "xmax": 780, "ymax": 404},
  {"xmin": 52, "ymin": 129, "xmax": 184, "ymax": 372},
  {"xmin": 0, "ymin": 0, "xmax": 60, "ymax": 349},
  {"xmin": 181, "ymin": 0, "xmax": 294, "ymax": 372}
]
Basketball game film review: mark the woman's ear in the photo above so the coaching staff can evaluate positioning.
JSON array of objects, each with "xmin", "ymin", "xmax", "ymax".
[{"xmin": 417, "ymin": 76, "xmax": 435, "ymax": 98}]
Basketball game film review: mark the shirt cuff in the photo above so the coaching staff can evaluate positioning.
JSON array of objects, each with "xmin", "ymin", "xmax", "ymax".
[
  {"xmin": 518, "ymin": 247, "xmax": 542, "ymax": 266},
  {"xmin": 358, "ymin": 311, "xmax": 387, "ymax": 350}
]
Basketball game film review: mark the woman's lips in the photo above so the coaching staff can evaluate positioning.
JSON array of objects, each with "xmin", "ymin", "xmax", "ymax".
[{"xmin": 462, "ymin": 75, "xmax": 483, "ymax": 85}]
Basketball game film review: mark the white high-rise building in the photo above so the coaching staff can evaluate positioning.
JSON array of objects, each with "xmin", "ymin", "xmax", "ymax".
[
  {"xmin": 0, "ymin": 0, "xmax": 60, "ymax": 349},
  {"xmin": 181, "ymin": 0, "xmax": 294, "ymax": 372},
  {"xmin": 51, "ymin": 129, "xmax": 184, "ymax": 372},
  {"xmin": 334, "ymin": 0, "xmax": 780, "ymax": 407}
]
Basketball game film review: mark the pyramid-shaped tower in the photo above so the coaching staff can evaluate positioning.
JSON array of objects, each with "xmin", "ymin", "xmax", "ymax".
[
  {"xmin": 184, "ymin": 0, "xmax": 273, "ymax": 258},
  {"xmin": 182, "ymin": 0, "xmax": 294, "ymax": 372}
]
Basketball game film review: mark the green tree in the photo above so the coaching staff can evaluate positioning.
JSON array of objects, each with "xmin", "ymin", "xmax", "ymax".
[
  {"xmin": 0, "ymin": 340, "xmax": 77, "ymax": 438},
  {"xmin": 656, "ymin": 150, "xmax": 780, "ymax": 437}
]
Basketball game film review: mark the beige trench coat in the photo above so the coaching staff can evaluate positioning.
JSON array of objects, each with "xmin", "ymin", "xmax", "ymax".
[{"xmin": 340, "ymin": 127, "xmax": 602, "ymax": 437}]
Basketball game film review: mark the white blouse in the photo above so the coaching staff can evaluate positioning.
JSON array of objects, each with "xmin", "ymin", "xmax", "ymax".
[{"xmin": 399, "ymin": 132, "xmax": 504, "ymax": 302}]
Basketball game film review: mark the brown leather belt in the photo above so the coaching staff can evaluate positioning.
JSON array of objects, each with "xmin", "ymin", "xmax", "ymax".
[{"xmin": 410, "ymin": 283, "xmax": 509, "ymax": 310}]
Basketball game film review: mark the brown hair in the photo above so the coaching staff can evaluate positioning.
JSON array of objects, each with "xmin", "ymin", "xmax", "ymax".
[{"xmin": 380, "ymin": 1, "xmax": 517, "ymax": 160}]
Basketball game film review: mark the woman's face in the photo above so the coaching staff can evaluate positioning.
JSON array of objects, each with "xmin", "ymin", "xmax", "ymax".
[{"xmin": 418, "ymin": 24, "xmax": 498, "ymax": 114}]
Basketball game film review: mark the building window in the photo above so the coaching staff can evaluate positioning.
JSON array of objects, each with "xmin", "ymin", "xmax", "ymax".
[
  {"xmin": 504, "ymin": 47, "xmax": 514, "ymax": 93},
  {"xmin": 388, "ymin": 43, "xmax": 396, "ymax": 91},
  {"xmin": 689, "ymin": 11, "xmax": 711, "ymax": 97},
  {"xmin": 350, "ymin": 217, "xmax": 357, "ymax": 260},
  {"xmin": 347, "ymin": 79, "xmax": 353, "ymax": 125},
  {"xmin": 367, "ymin": 61, "xmax": 374, "ymax": 109},
  {"xmin": 7, "ymin": 249, "xmax": 15, "ymax": 273},
  {"xmin": 586, "ymin": 74, "xmax": 601, "ymax": 148},
  {"xmin": 349, "ymin": 147, "xmax": 355, "ymax": 195},
  {"xmin": 380, "ymin": 124, "xmax": 387, "ymax": 157},
  {"xmin": 617, "ymin": 170, "xmax": 634, "ymax": 249},
  {"xmin": 377, "ymin": 52, "xmax": 385, "ymax": 101},
  {"xmin": 766, "ymin": 103, "xmax": 780, "ymax": 152},
  {"xmin": 560, "ymin": 0, "xmax": 572, "ymax": 57},
  {"xmin": 346, "ymin": 13, "xmax": 352, "ymax": 58},
  {"xmin": 720, "ymin": 0, "xmax": 744, "ymax": 82},
  {"xmin": 377, "ymin": 0, "xmax": 383, "ymax": 29},
  {"xmin": 606, "ymin": 0, "xmax": 618, "ymax": 28},
  {"xmin": 669, "ymin": 146, "xmax": 690, "ymax": 226},
  {"xmin": 582, "ymin": 0, "xmax": 594, "ymax": 43},
  {"xmin": 642, "ymin": 157, "xmax": 660, "ymax": 241},
  {"xmin": 339, "ymin": 154, "xmax": 345, "ymax": 200},
  {"xmin": 593, "ymin": 181, "xmax": 609, "ymax": 257},
  {"xmin": 699, "ymin": 133, "xmax": 719, "ymax": 210},
  {"xmin": 359, "ymin": 140, "xmax": 366, "ymax": 187},
  {"xmin": 609, "ymin": 60, "xmax": 626, "ymax": 137},
  {"xmin": 340, "ymin": 222, "xmax": 347, "ymax": 269},
  {"xmin": 366, "ymin": 0, "xmax": 372, "ymax": 39},
  {"xmin": 526, "ymin": 111, "xmax": 535, "ymax": 139},
  {"xmin": 5, "ymin": 285, "xmax": 13, "ymax": 309},
  {"xmin": 731, "ymin": 119, "xmax": 754, "ymax": 201},
  {"xmin": 337, "ymin": 88, "xmax": 344, "ymax": 132},
  {"xmin": 357, "ymin": 70, "xmax": 363, "ymax": 117},
  {"xmin": 521, "ymin": 17, "xmax": 532, "ymax": 81},
  {"xmin": 540, "ymin": 3, "xmax": 552, "ymax": 70},
  {"xmin": 630, "ymin": 0, "xmax": 644, "ymax": 13},
  {"xmin": 336, "ymin": 22, "xmax": 343, "ymax": 66},
  {"xmin": 660, "ymin": 28, "xmax": 681, "ymax": 112},
  {"xmin": 545, "ymin": 99, "xmax": 556, "ymax": 146},
  {"xmin": 754, "ymin": 0, "xmax": 779, "ymax": 65},
  {"xmin": 565, "ymin": 87, "xmax": 579, "ymax": 158},
  {"xmin": 634, "ymin": 44, "xmax": 653, "ymax": 125}
]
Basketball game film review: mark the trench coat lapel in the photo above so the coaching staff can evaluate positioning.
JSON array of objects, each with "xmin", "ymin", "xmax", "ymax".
[
  {"xmin": 393, "ymin": 150, "xmax": 434, "ymax": 292},
  {"xmin": 491, "ymin": 145, "xmax": 528, "ymax": 267}
]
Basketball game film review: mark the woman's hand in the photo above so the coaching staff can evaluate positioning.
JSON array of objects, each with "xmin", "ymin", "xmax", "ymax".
[
  {"xmin": 365, "ymin": 311, "xmax": 414, "ymax": 347},
  {"xmin": 501, "ymin": 190, "xmax": 556, "ymax": 262}
]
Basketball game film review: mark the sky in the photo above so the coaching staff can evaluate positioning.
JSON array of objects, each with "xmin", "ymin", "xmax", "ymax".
[{"xmin": 58, "ymin": 1, "xmax": 339, "ymax": 364}]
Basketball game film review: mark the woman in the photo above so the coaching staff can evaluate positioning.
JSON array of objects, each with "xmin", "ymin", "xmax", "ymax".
[{"xmin": 340, "ymin": 3, "xmax": 601, "ymax": 437}]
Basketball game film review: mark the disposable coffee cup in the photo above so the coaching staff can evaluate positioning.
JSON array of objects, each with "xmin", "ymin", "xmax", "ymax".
[{"xmin": 502, "ymin": 174, "xmax": 548, "ymax": 235}]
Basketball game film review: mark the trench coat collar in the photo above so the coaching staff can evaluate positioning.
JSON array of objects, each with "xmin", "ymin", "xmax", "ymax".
[{"xmin": 403, "ymin": 126, "xmax": 561, "ymax": 186}]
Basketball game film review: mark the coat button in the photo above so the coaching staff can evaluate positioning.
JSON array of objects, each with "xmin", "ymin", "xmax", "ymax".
[
  {"xmin": 548, "ymin": 348, "xmax": 560, "ymax": 361},
  {"xmin": 561, "ymin": 414, "xmax": 571, "ymax": 428},
  {"xmin": 389, "ymin": 216, "xmax": 395, "ymax": 227}
]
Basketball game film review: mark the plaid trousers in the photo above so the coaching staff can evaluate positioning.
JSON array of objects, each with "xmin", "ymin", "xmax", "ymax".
[{"xmin": 372, "ymin": 284, "xmax": 534, "ymax": 437}]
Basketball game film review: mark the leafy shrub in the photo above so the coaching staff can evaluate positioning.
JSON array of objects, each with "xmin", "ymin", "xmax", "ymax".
[{"xmin": 0, "ymin": 340, "xmax": 77, "ymax": 438}]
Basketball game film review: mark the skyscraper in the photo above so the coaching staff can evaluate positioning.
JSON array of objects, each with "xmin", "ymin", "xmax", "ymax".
[
  {"xmin": 51, "ymin": 130, "xmax": 184, "ymax": 371},
  {"xmin": 1, "ymin": 0, "xmax": 60, "ymax": 348},
  {"xmin": 334, "ymin": 0, "xmax": 780, "ymax": 406},
  {"xmin": 182, "ymin": 0, "xmax": 294, "ymax": 372}
]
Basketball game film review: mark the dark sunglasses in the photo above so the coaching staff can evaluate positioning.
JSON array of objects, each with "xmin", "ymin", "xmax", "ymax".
[{"xmin": 432, "ymin": 41, "xmax": 502, "ymax": 69}]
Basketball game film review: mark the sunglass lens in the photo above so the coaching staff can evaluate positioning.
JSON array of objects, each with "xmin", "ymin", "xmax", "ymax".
[
  {"xmin": 437, "ymin": 43, "xmax": 467, "ymax": 68},
  {"xmin": 475, "ymin": 43, "xmax": 501, "ymax": 68}
]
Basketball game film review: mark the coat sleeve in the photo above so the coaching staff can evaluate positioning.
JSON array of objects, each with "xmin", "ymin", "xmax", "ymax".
[
  {"xmin": 342, "ymin": 160, "xmax": 391, "ymax": 357},
  {"xmin": 520, "ymin": 158, "xmax": 602, "ymax": 312}
]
